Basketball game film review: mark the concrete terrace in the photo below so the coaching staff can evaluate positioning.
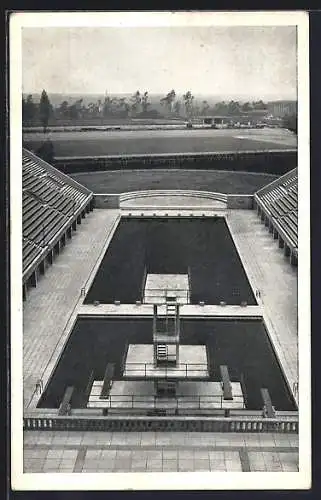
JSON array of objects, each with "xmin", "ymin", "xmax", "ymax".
[
  {"xmin": 226, "ymin": 210, "xmax": 298, "ymax": 405},
  {"xmin": 23, "ymin": 430, "xmax": 298, "ymax": 473}
]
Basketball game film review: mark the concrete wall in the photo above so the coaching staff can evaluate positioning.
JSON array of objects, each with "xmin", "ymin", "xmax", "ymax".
[
  {"xmin": 227, "ymin": 195, "xmax": 253, "ymax": 209},
  {"xmin": 54, "ymin": 150, "xmax": 297, "ymax": 176},
  {"xmin": 120, "ymin": 190, "xmax": 227, "ymax": 204},
  {"xmin": 94, "ymin": 194, "xmax": 120, "ymax": 209}
]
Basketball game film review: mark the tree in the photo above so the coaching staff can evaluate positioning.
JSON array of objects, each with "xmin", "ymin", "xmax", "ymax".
[
  {"xmin": 242, "ymin": 102, "xmax": 252, "ymax": 112},
  {"xmin": 58, "ymin": 100, "xmax": 69, "ymax": 118},
  {"xmin": 117, "ymin": 97, "xmax": 130, "ymax": 118},
  {"xmin": 130, "ymin": 91, "xmax": 142, "ymax": 116},
  {"xmin": 252, "ymin": 100, "xmax": 267, "ymax": 110},
  {"xmin": 39, "ymin": 89, "xmax": 52, "ymax": 132},
  {"xmin": 103, "ymin": 95, "xmax": 113, "ymax": 117},
  {"xmin": 141, "ymin": 91, "xmax": 151, "ymax": 114},
  {"xmin": 201, "ymin": 100, "xmax": 210, "ymax": 116},
  {"xmin": 227, "ymin": 100, "xmax": 241, "ymax": 115},
  {"xmin": 183, "ymin": 91, "xmax": 194, "ymax": 118},
  {"xmin": 22, "ymin": 94, "xmax": 37, "ymax": 123},
  {"xmin": 160, "ymin": 89, "xmax": 176, "ymax": 114}
]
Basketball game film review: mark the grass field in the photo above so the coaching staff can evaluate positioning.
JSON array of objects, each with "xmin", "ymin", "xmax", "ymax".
[
  {"xmin": 71, "ymin": 169, "xmax": 277, "ymax": 194},
  {"xmin": 24, "ymin": 127, "xmax": 297, "ymax": 158}
]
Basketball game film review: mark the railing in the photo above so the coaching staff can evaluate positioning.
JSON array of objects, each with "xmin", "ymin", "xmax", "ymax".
[
  {"xmin": 123, "ymin": 362, "xmax": 208, "ymax": 378},
  {"xmin": 91, "ymin": 394, "xmax": 246, "ymax": 410},
  {"xmin": 23, "ymin": 414, "xmax": 299, "ymax": 433}
]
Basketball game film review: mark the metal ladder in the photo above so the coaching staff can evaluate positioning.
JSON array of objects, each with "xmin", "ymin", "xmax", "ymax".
[
  {"xmin": 165, "ymin": 295, "xmax": 178, "ymax": 335},
  {"xmin": 156, "ymin": 344, "xmax": 168, "ymax": 363}
]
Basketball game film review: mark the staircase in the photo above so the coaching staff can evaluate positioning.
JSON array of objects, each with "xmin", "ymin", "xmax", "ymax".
[
  {"xmin": 165, "ymin": 295, "xmax": 178, "ymax": 336},
  {"xmin": 156, "ymin": 344, "xmax": 168, "ymax": 364}
]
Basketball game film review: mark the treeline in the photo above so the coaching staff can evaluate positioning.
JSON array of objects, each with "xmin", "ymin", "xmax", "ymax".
[
  {"xmin": 23, "ymin": 89, "xmax": 297, "ymax": 134},
  {"xmin": 23, "ymin": 89, "xmax": 271, "ymax": 123}
]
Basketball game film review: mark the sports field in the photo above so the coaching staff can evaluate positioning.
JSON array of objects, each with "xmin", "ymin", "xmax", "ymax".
[
  {"xmin": 70, "ymin": 169, "xmax": 277, "ymax": 194},
  {"xmin": 24, "ymin": 127, "xmax": 297, "ymax": 157}
]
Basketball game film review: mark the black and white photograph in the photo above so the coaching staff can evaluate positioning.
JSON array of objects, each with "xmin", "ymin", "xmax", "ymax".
[{"xmin": 10, "ymin": 10, "xmax": 310, "ymax": 490}]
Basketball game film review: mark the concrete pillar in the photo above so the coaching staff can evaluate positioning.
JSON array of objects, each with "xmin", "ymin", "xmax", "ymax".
[
  {"xmin": 39, "ymin": 260, "xmax": 45, "ymax": 275},
  {"xmin": 54, "ymin": 241, "xmax": 60, "ymax": 256},
  {"xmin": 72, "ymin": 221, "xmax": 77, "ymax": 231},
  {"xmin": 86, "ymin": 204, "xmax": 90, "ymax": 214},
  {"xmin": 257, "ymin": 204, "xmax": 261, "ymax": 216},
  {"xmin": 284, "ymin": 244, "xmax": 291, "ymax": 257},
  {"xmin": 260, "ymin": 211, "xmax": 265, "ymax": 222},
  {"xmin": 290, "ymin": 252, "xmax": 298, "ymax": 266},
  {"xmin": 77, "ymin": 215, "xmax": 81, "ymax": 225},
  {"xmin": 61, "ymin": 234, "xmax": 66, "ymax": 247},
  {"xmin": 264, "ymin": 217, "xmax": 269, "ymax": 227},
  {"xmin": 30, "ymin": 270, "xmax": 37, "ymax": 287},
  {"xmin": 273, "ymin": 227, "xmax": 278, "ymax": 239},
  {"xmin": 278, "ymin": 237, "xmax": 284, "ymax": 249},
  {"xmin": 67, "ymin": 227, "xmax": 72, "ymax": 239},
  {"xmin": 269, "ymin": 220, "xmax": 273, "ymax": 233},
  {"xmin": 47, "ymin": 249, "xmax": 53, "ymax": 264},
  {"xmin": 81, "ymin": 210, "xmax": 86, "ymax": 219}
]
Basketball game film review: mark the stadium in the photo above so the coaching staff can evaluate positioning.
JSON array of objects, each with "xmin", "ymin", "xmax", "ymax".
[{"xmin": 22, "ymin": 127, "xmax": 299, "ymax": 475}]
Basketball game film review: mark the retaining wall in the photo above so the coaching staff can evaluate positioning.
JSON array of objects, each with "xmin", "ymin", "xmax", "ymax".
[
  {"xmin": 54, "ymin": 150, "xmax": 297, "ymax": 176},
  {"xmin": 227, "ymin": 195, "xmax": 254, "ymax": 209},
  {"xmin": 94, "ymin": 194, "xmax": 120, "ymax": 209}
]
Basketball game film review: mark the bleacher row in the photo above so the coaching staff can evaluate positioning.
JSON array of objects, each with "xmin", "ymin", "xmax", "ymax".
[
  {"xmin": 255, "ymin": 168, "xmax": 298, "ymax": 249},
  {"xmin": 23, "ymin": 149, "xmax": 93, "ymax": 276}
]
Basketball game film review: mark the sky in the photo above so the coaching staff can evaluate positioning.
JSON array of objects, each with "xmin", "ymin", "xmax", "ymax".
[{"xmin": 22, "ymin": 25, "xmax": 297, "ymax": 100}]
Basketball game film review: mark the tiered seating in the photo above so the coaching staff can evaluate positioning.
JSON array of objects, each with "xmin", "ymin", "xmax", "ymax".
[
  {"xmin": 23, "ymin": 152, "xmax": 89, "ymax": 217},
  {"xmin": 23, "ymin": 193, "xmax": 69, "ymax": 246},
  {"xmin": 23, "ymin": 238, "xmax": 43, "ymax": 273},
  {"xmin": 23, "ymin": 148, "xmax": 93, "ymax": 277},
  {"xmin": 255, "ymin": 168, "xmax": 298, "ymax": 249}
]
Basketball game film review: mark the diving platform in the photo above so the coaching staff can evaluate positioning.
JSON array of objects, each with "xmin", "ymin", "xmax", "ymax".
[
  {"xmin": 87, "ymin": 380, "xmax": 245, "ymax": 411},
  {"xmin": 78, "ymin": 303, "xmax": 263, "ymax": 317},
  {"xmin": 123, "ymin": 344, "xmax": 209, "ymax": 380},
  {"xmin": 144, "ymin": 273, "xmax": 190, "ymax": 304}
]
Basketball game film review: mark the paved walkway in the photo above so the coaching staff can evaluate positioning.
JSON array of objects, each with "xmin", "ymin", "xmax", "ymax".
[
  {"xmin": 226, "ymin": 210, "xmax": 298, "ymax": 404},
  {"xmin": 24, "ymin": 431, "xmax": 298, "ymax": 473},
  {"xmin": 23, "ymin": 209, "xmax": 120, "ymax": 408}
]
